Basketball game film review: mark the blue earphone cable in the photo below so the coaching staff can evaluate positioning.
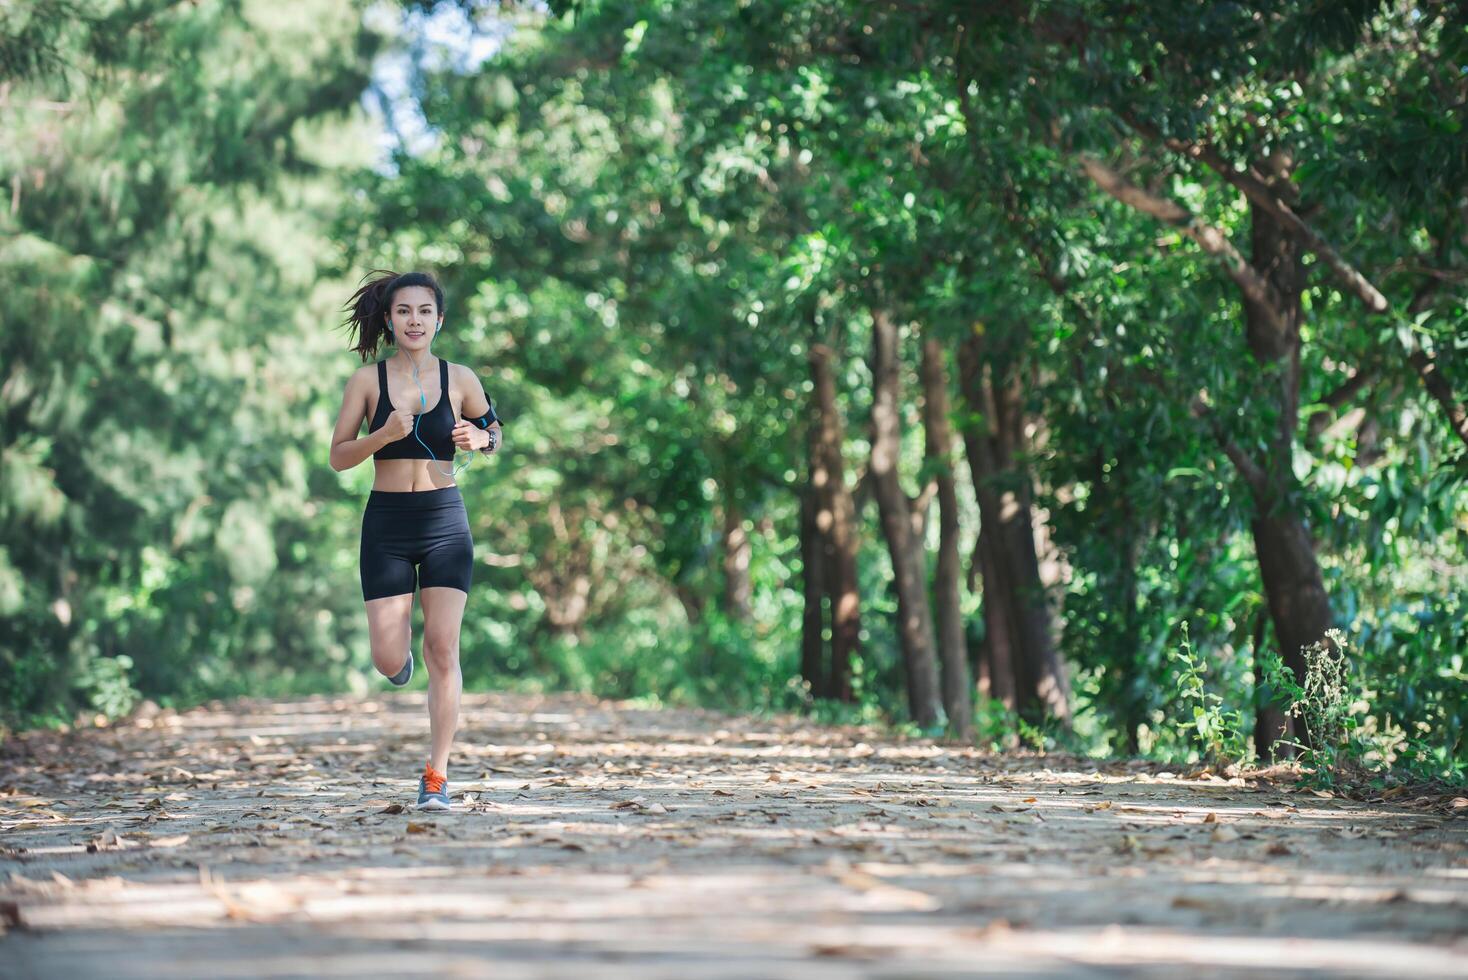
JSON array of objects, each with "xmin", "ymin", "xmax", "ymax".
[{"xmin": 399, "ymin": 330, "xmax": 477, "ymax": 479}]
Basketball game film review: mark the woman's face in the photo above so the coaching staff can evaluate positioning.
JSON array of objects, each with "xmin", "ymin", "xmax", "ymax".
[{"xmin": 387, "ymin": 285, "xmax": 441, "ymax": 351}]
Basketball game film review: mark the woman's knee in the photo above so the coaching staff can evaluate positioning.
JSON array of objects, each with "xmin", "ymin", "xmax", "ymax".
[{"xmin": 423, "ymin": 635, "xmax": 460, "ymax": 671}]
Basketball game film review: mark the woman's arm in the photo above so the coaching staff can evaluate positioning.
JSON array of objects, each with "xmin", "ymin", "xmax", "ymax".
[
  {"xmin": 453, "ymin": 363, "xmax": 503, "ymax": 453},
  {"xmin": 328, "ymin": 368, "xmax": 385, "ymax": 471}
]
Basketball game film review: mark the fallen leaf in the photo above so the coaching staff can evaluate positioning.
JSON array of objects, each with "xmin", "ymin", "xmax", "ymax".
[
  {"xmin": 811, "ymin": 943, "xmax": 884, "ymax": 959},
  {"xmin": 86, "ymin": 828, "xmax": 138, "ymax": 852},
  {"xmin": 0, "ymin": 901, "xmax": 21, "ymax": 929}
]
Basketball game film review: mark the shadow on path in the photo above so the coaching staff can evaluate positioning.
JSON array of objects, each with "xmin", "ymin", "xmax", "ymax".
[{"xmin": 2, "ymin": 692, "xmax": 1465, "ymax": 977}]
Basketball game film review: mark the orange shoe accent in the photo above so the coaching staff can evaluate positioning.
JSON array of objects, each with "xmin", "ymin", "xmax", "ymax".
[{"xmin": 422, "ymin": 760, "xmax": 447, "ymax": 796}]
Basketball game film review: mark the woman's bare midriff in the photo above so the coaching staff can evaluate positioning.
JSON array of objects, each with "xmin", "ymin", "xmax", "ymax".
[{"xmin": 371, "ymin": 458, "xmax": 458, "ymax": 493}]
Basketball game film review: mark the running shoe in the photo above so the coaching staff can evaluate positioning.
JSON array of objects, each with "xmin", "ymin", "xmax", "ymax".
[
  {"xmin": 387, "ymin": 649, "xmax": 413, "ymax": 687},
  {"xmin": 416, "ymin": 760, "xmax": 451, "ymax": 811}
]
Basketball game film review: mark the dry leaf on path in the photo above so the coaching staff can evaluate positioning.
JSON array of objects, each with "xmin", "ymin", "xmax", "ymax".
[{"xmin": 86, "ymin": 828, "xmax": 139, "ymax": 852}]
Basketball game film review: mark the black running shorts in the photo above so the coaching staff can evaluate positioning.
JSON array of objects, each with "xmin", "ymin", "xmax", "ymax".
[{"xmin": 359, "ymin": 486, "xmax": 474, "ymax": 601}]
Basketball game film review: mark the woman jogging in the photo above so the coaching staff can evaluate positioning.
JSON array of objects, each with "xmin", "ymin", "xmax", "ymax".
[{"xmin": 329, "ymin": 270, "xmax": 502, "ymax": 812}]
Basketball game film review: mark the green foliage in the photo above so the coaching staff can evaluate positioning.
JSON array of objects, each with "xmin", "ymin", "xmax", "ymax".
[
  {"xmin": 1, "ymin": 0, "xmax": 384, "ymax": 729},
  {"xmin": 1261, "ymin": 630, "xmax": 1464, "ymax": 789},
  {"xmin": 1166, "ymin": 622, "xmax": 1252, "ymax": 769},
  {"xmin": 75, "ymin": 654, "xmax": 140, "ymax": 720}
]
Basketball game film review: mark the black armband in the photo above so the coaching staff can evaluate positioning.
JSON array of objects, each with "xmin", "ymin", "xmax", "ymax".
[{"xmin": 462, "ymin": 404, "xmax": 501, "ymax": 429}]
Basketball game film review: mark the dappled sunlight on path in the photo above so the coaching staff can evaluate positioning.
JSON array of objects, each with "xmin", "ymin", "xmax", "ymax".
[{"xmin": 2, "ymin": 692, "xmax": 1465, "ymax": 977}]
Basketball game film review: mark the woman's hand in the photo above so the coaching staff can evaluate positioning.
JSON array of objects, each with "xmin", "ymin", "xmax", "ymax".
[
  {"xmin": 382, "ymin": 409, "xmax": 416, "ymax": 442},
  {"xmin": 452, "ymin": 420, "xmax": 499, "ymax": 453}
]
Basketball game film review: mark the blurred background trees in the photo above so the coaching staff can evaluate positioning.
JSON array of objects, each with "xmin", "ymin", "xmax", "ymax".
[{"xmin": 3, "ymin": 0, "xmax": 1463, "ymax": 779}]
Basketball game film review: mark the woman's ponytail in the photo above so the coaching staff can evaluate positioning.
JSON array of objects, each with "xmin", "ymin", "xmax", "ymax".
[{"xmin": 342, "ymin": 269, "xmax": 400, "ymax": 362}]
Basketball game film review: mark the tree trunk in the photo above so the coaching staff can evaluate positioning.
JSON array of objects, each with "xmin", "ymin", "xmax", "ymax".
[
  {"xmin": 1114, "ymin": 503, "xmax": 1146, "ymax": 756},
  {"xmin": 972, "ymin": 521, "xmax": 1017, "ymax": 709},
  {"xmin": 721, "ymin": 493, "xmax": 752, "ymax": 622},
  {"xmin": 799, "ymin": 483, "xmax": 828, "ymax": 700},
  {"xmin": 869, "ymin": 310, "xmax": 943, "ymax": 728},
  {"xmin": 672, "ymin": 585, "xmax": 704, "ymax": 627},
  {"xmin": 1240, "ymin": 153, "xmax": 1335, "ymax": 753},
  {"xmin": 1251, "ymin": 607, "xmax": 1291, "ymax": 762},
  {"xmin": 920, "ymin": 337, "xmax": 974, "ymax": 740},
  {"xmin": 1251, "ymin": 509, "xmax": 1332, "ymax": 751},
  {"xmin": 956, "ymin": 329, "xmax": 1071, "ymax": 724},
  {"xmin": 810, "ymin": 342, "xmax": 861, "ymax": 702}
]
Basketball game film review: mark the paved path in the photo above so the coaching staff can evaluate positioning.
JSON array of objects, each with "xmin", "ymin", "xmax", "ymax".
[{"xmin": 2, "ymin": 692, "xmax": 1465, "ymax": 977}]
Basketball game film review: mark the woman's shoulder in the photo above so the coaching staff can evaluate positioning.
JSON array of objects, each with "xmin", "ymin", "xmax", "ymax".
[
  {"xmin": 344, "ymin": 361, "xmax": 379, "ymax": 390},
  {"xmin": 447, "ymin": 360, "xmax": 482, "ymax": 384}
]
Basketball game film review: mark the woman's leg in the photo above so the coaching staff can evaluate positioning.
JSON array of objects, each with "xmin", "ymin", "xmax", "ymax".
[
  {"xmin": 418, "ymin": 586, "xmax": 467, "ymax": 774},
  {"xmin": 364, "ymin": 593, "xmax": 415, "ymax": 677},
  {"xmin": 360, "ymin": 492, "xmax": 419, "ymax": 678}
]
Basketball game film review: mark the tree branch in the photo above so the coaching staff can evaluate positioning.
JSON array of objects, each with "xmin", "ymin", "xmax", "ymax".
[
  {"xmin": 1401, "ymin": 231, "xmax": 1468, "ymax": 448},
  {"xmin": 1123, "ymin": 115, "xmax": 1468, "ymax": 444},
  {"xmin": 1408, "ymin": 348, "xmax": 1468, "ymax": 447},
  {"xmin": 1189, "ymin": 394, "xmax": 1271, "ymax": 498},
  {"xmin": 1076, "ymin": 154, "xmax": 1290, "ymax": 341},
  {"xmin": 1122, "ymin": 115, "xmax": 1390, "ymax": 313},
  {"xmin": 1306, "ymin": 367, "xmax": 1374, "ymax": 442}
]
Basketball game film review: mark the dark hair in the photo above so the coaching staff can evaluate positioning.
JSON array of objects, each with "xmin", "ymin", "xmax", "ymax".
[{"xmin": 341, "ymin": 269, "xmax": 447, "ymax": 362}]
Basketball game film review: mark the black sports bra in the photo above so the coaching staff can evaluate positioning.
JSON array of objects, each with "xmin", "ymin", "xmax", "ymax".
[{"xmin": 369, "ymin": 357, "xmax": 456, "ymax": 461}]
